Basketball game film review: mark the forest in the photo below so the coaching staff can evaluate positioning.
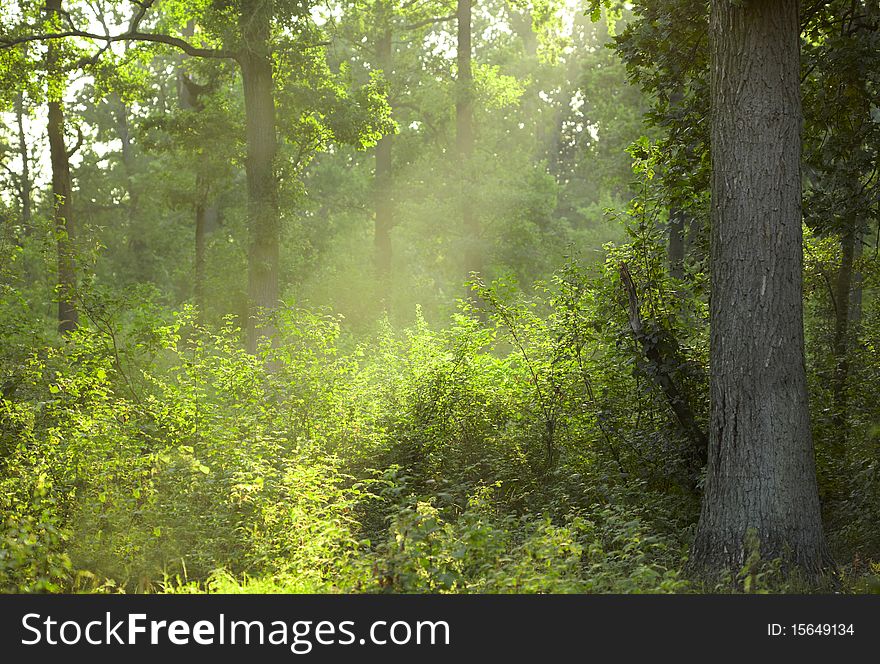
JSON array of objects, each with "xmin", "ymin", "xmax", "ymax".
[{"xmin": 0, "ymin": 0, "xmax": 878, "ymax": 595}]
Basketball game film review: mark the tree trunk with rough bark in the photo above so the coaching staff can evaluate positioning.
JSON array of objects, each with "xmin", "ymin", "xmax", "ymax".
[{"xmin": 690, "ymin": 0, "xmax": 832, "ymax": 578}]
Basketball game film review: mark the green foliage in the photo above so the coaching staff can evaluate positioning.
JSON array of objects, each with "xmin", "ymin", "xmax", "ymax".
[
  {"xmin": 0, "ymin": 297, "xmax": 369, "ymax": 590},
  {"xmin": 0, "ymin": 262, "xmax": 699, "ymax": 593},
  {"xmin": 371, "ymin": 484, "xmax": 687, "ymax": 593},
  {"xmin": 0, "ymin": 465, "xmax": 73, "ymax": 593}
]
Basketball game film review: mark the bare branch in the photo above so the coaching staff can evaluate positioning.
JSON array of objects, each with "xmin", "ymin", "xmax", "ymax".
[
  {"xmin": 127, "ymin": 0, "xmax": 158, "ymax": 34},
  {"xmin": 126, "ymin": 31, "xmax": 236, "ymax": 59},
  {"xmin": 403, "ymin": 14, "xmax": 456, "ymax": 31},
  {"xmin": 73, "ymin": 40, "xmax": 112, "ymax": 70},
  {"xmin": 65, "ymin": 125, "xmax": 83, "ymax": 158}
]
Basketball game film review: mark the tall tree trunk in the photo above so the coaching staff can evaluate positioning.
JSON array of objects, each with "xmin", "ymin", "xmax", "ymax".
[
  {"xmin": 176, "ymin": 35, "xmax": 212, "ymax": 323},
  {"xmin": 46, "ymin": 0, "xmax": 78, "ymax": 335},
  {"xmin": 668, "ymin": 89, "xmax": 686, "ymax": 280},
  {"xmin": 113, "ymin": 96, "xmax": 138, "ymax": 214},
  {"xmin": 830, "ymin": 227, "xmax": 857, "ymax": 455},
  {"xmin": 620, "ymin": 262, "xmax": 707, "ymax": 482},
  {"xmin": 827, "ymin": 1, "xmax": 873, "ymax": 444},
  {"xmin": 457, "ymin": 0, "xmax": 480, "ymax": 282},
  {"xmin": 15, "ymin": 91, "xmax": 32, "ymax": 231},
  {"xmin": 546, "ymin": 12, "xmax": 589, "ymax": 179},
  {"xmin": 849, "ymin": 228, "xmax": 863, "ymax": 329},
  {"xmin": 239, "ymin": 0, "xmax": 279, "ymax": 353},
  {"xmin": 668, "ymin": 209, "xmax": 686, "ymax": 280},
  {"xmin": 374, "ymin": 18, "xmax": 394, "ymax": 295},
  {"xmin": 509, "ymin": 9, "xmax": 542, "ymax": 152},
  {"xmin": 112, "ymin": 95, "xmax": 148, "ymax": 278},
  {"xmin": 194, "ymin": 173, "xmax": 208, "ymax": 323},
  {"xmin": 690, "ymin": 0, "xmax": 831, "ymax": 578}
]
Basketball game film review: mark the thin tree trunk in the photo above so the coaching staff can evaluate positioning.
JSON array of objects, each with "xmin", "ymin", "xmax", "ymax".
[
  {"xmin": 509, "ymin": 9, "xmax": 542, "ymax": 151},
  {"xmin": 239, "ymin": 0, "xmax": 279, "ymax": 353},
  {"xmin": 620, "ymin": 262, "xmax": 706, "ymax": 480},
  {"xmin": 849, "ymin": 228, "xmax": 863, "ymax": 329},
  {"xmin": 830, "ymin": 227, "xmax": 857, "ymax": 455},
  {"xmin": 113, "ymin": 96, "xmax": 138, "ymax": 214},
  {"xmin": 374, "ymin": 19, "xmax": 394, "ymax": 295},
  {"xmin": 15, "ymin": 92, "xmax": 32, "ymax": 230},
  {"xmin": 46, "ymin": 0, "xmax": 78, "ymax": 335},
  {"xmin": 690, "ymin": 0, "xmax": 832, "ymax": 578},
  {"xmin": 455, "ymin": 0, "xmax": 474, "ymax": 166},
  {"xmin": 176, "ymin": 32, "xmax": 212, "ymax": 324},
  {"xmin": 194, "ymin": 173, "xmax": 208, "ymax": 323},
  {"xmin": 374, "ymin": 134, "xmax": 393, "ymax": 290},
  {"xmin": 546, "ymin": 12, "xmax": 589, "ymax": 179},
  {"xmin": 827, "ymin": 1, "xmax": 872, "ymax": 443},
  {"xmin": 457, "ymin": 0, "xmax": 481, "ymax": 283},
  {"xmin": 668, "ymin": 89, "xmax": 686, "ymax": 280},
  {"xmin": 668, "ymin": 209, "xmax": 686, "ymax": 280},
  {"xmin": 112, "ymin": 95, "xmax": 148, "ymax": 277}
]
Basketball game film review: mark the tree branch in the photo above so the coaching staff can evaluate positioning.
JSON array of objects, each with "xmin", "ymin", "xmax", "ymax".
[
  {"xmin": 65, "ymin": 124, "xmax": 83, "ymax": 158},
  {"xmin": 619, "ymin": 262, "xmax": 707, "ymax": 479},
  {"xmin": 1, "ymin": 26, "xmax": 235, "ymax": 61},
  {"xmin": 403, "ymin": 14, "xmax": 456, "ymax": 32},
  {"xmin": 126, "ymin": 31, "xmax": 236, "ymax": 59}
]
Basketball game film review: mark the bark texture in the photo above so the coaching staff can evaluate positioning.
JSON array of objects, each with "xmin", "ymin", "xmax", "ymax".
[{"xmin": 690, "ymin": 0, "xmax": 832, "ymax": 577}]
